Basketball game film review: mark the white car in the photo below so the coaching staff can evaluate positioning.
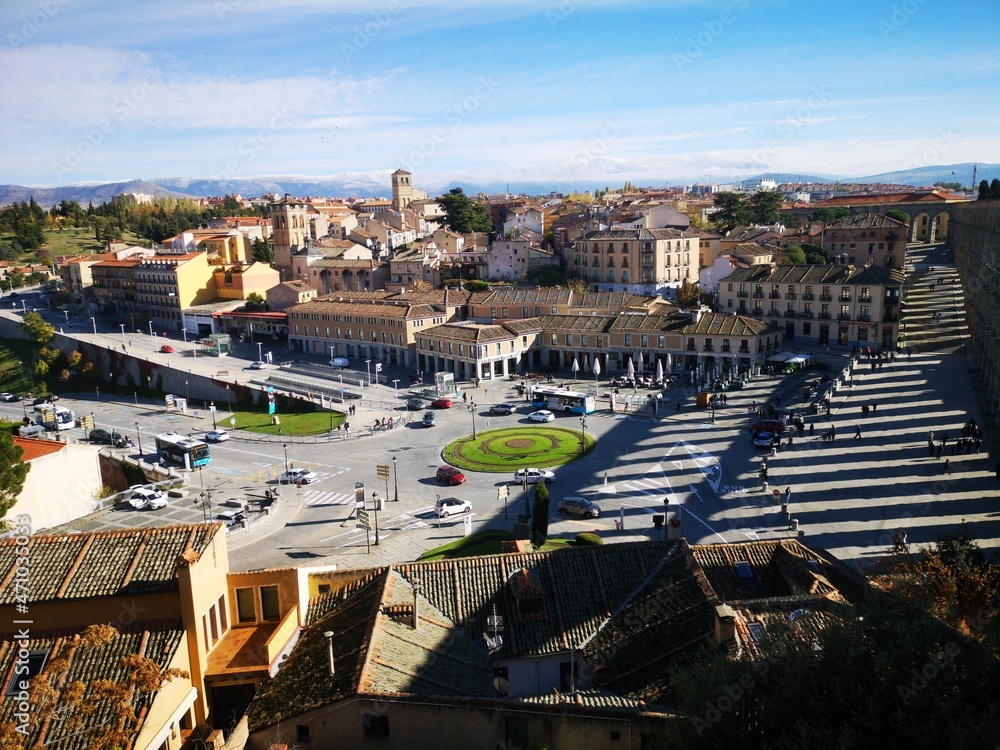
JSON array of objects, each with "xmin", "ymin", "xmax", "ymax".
[
  {"xmin": 329, "ymin": 357, "xmax": 349, "ymax": 369},
  {"xmin": 249, "ymin": 361, "xmax": 267, "ymax": 370},
  {"xmin": 206, "ymin": 429, "xmax": 230, "ymax": 442},
  {"xmin": 435, "ymin": 497, "xmax": 472, "ymax": 518},
  {"xmin": 514, "ymin": 468, "xmax": 556, "ymax": 484},
  {"xmin": 280, "ymin": 468, "xmax": 318, "ymax": 485},
  {"xmin": 558, "ymin": 497, "xmax": 600, "ymax": 518},
  {"xmin": 528, "ymin": 410, "xmax": 555, "ymax": 423},
  {"xmin": 128, "ymin": 485, "xmax": 167, "ymax": 510}
]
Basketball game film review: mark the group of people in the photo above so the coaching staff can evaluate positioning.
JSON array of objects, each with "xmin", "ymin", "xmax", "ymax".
[
  {"xmin": 891, "ymin": 530, "xmax": 909, "ymax": 553},
  {"xmin": 928, "ymin": 420, "xmax": 983, "ymax": 459}
]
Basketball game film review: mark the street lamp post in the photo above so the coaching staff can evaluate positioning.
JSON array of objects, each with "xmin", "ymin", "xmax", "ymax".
[
  {"xmin": 185, "ymin": 379, "xmax": 189, "ymax": 403},
  {"xmin": 182, "ymin": 328, "xmax": 188, "ymax": 343},
  {"xmin": 90, "ymin": 316, "xmax": 97, "ymax": 335},
  {"xmin": 468, "ymin": 400, "xmax": 477, "ymax": 439},
  {"xmin": 365, "ymin": 360, "xmax": 372, "ymax": 387},
  {"xmin": 63, "ymin": 310, "xmax": 69, "ymax": 322},
  {"xmin": 257, "ymin": 341, "xmax": 263, "ymax": 364},
  {"xmin": 579, "ymin": 414, "xmax": 588, "ymax": 453},
  {"xmin": 392, "ymin": 455, "xmax": 399, "ymax": 502},
  {"xmin": 148, "ymin": 321, "xmax": 154, "ymax": 340},
  {"xmin": 283, "ymin": 443, "xmax": 289, "ymax": 474},
  {"xmin": 119, "ymin": 324, "xmax": 126, "ymax": 348},
  {"xmin": 372, "ymin": 491, "xmax": 380, "ymax": 545},
  {"xmin": 225, "ymin": 384, "xmax": 231, "ymax": 412},
  {"xmin": 391, "ymin": 378, "xmax": 399, "ymax": 407},
  {"xmin": 134, "ymin": 422, "xmax": 142, "ymax": 455}
]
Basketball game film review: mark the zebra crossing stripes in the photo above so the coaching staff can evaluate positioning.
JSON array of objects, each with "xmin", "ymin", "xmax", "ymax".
[{"xmin": 303, "ymin": 491, "xmax": 353, "ymax": 506}]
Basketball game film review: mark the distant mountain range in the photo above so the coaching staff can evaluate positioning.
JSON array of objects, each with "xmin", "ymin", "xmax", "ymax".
[{"xmin": 2, "ymin": 163, "xmax": 997, "ymax": 208}]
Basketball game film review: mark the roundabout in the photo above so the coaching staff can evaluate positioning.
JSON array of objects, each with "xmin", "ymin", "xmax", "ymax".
[{"xmin": 442, "ymin": 426, "xmax": 595, "ymax": 472}]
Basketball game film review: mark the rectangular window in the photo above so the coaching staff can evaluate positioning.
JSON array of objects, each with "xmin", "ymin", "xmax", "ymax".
[
  {"xmin": 565, "ymin": 334, "xmax": 572, "ymax": 346},
  {"xmin": 364, "ymin": 714, "xmax": 390, "ymax": 738},
  {"xmin": 297, "ymin": 725, "xmax": 312, "ymax": 743},
  {"xmin": 260, "ymin": 585, "xmax": 280, "ymax": 621},
  {"xmin": 218, "ymin": 595, "xmax": 228, "ymax": 632},
  {"xmin": 236, "ymin": 587, "xmax": 256, "ymax": 623},
  {"xmin": 624, "ymin": 334, "xmax": 631, "ymax": 346},
  {"xmin": 5, "ymin": 651, "xmax": 48, "ymax": 697},
  {"xmin": 581, "ymin": 335, "xmax": 588, "ymax": 347}
]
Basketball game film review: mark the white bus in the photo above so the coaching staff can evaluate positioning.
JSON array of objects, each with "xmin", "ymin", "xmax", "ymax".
[
  {"xmin": 32, "ymin": 404, "xmax": 76, "ymax": 431},
  {"xmin": 529, "ymin": 386, "xmax": 596, "ymax": 414},
  {"xmin": 154, "ymin": 432, "xmax": 211, "ymax": 469}
]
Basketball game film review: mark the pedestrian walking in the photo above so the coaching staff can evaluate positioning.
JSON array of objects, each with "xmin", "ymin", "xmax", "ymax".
[
  {"xmin": 935, "ymin": 444, "xmax": 943, "ymax": 459},
  {"xmin": 809, "ymin": 422, "xmax": 815, "ymax": 437},
  {"xmin": 784, "ymin": 486, "xmax": 791, "ymax": 503},
  {"xmin": 927, "ymin": 439, "xmax": 934, "ymax": 457},
  {"xmin": 871, "ymin": 402, "xmax": 877, "ymax": 413},
  {"xmin": 854, "ymin": 424, "xmax": 862, "ymax": 440},
  {"xmin": 675, "ymin": 401, "xmax": 681, "ymax": 413},
  {"xmin": 942, "ymin": 459, "xmax": 952, "ymax": 475}
]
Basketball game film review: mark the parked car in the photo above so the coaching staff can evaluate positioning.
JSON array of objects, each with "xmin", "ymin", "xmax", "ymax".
[
  {"xmin": 248, "ymin": 361, "xmax": 267, "ymax": 370},
  {"xmin": 435, "ymin": 497, "xmax": 472, "ymax": 518},
  {"xmin": 89, "ymin": 428, "xmax": 132, "ymax": 448},
  {"xmin": 128, "ymin": 485, "xmax": 167, "ymax": 511},
  {"xmin": 329, "ymin": 357, "xmax": 349, "ymax": 369},
  {"xmin": 159, "ymin": 345, "xmax": 175, "ymax": 353},
  {"xmin": 431, "ymin": 397, "xmax": 454, "ymax": 409},
  {"xmin": 280, "ymin": 468, "xmax": 318, "ymax": 485},
  {"xmin": 557, "ymin": 497, "xmax": 600, "ymax": 518},
  {"xmin": 32, "ymin": 395, "xmax": 58, "ymax": 405},
  {"xmin": 435, "ymin": 466, "xmax": 466, "ymax": 485},
  {"xmin": 66, "ymin": 321, "xmax": 79, "ymax": 328},
  {"xmin": 0, "ymin": 392, "xmax": 23, "ymax": 402},
  {"xmin": 422, "ymin": 411, "xmax": 436, "ymax": 427},
  {"xmin": 753, "ymin": 431, "xmax": 779, "ymax": 448},
  {"xmin": 406, "ymin": 397, "xmax": 423, "ymax": 411},
  {"xmin": 528, "ymin": 410, "xmax": 554, "ymax": 423},
  {"xmin": 489, "ymin": 402, "xmax": 517, "ymax": 415},
  {"xmin": 206, "ymin": 429, "xmax": 230, "ymax": 442},
  {"xmin": 514, "ymin": 468, "xmax": 556, "ymax": 484},
  {"xmin": 750, "ymin": 419, "xmax": 786, "ymax": 434}
]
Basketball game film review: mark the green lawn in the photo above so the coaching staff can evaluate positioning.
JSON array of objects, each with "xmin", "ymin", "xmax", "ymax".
[
  {"xmin": 1, "ymin": 228, "xmax": 147, "ymax": 264},
  {"xmin": 417, "ymin": 529, "xmax": 576, "ymax": 561},
  {"xmin": 443, "ymin": 426, "xmax": 594, "ymax": 472},
  {"xmin": 229, "ymin": 403, "xmax": 344, "ymax": 436},
  {"xmin": 0, "ymin": 339, "xmax": 39, "ymax": 395}
]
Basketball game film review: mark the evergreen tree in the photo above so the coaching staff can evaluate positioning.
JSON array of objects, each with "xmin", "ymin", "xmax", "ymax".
[
  {"xmin": 710, "ymin": 192, "xmax": 750, "ymax": 234},
  {"xmin": 531, "ymin": 481, "xmax": 550, "ymax": 547},
  {"xmin": 991, "ymin": 178, "xmax": 1000, "ymax": 199},
  {"xmin": 978, "ymin": 180, "xmax": 991, "ymax": 200}
]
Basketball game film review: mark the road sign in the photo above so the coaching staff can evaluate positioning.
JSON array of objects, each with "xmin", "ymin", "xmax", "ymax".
[
  {"xmin": 376, "ymin": 464, "xmax": 390, "ymax": 480},
  {"xmin": 355, "ymin": 482, "xmax": 366, "ymax": 508},
  {"xmin": 497, "ymin": 485, "xmax": 509, "ymax": 499},
  {"xmin": 357, "ymin": 509, "xmax": 371, "ymax": 529},
  {"xmin": 230, "ymin": 417, "xmax": 236, "ymax": 427}
]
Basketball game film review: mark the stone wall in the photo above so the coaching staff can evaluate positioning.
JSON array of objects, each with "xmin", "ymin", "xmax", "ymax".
[{"xmin": 950, "ymin": 200, "xmax": 1000, "ymax": 426}]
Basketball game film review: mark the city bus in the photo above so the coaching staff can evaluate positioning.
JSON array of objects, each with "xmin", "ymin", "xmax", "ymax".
[
  {"xmin": 529, "ymin": 386, "xmax": 596, "ymax": 415},
  {"xmin": 154, "ymin": 432, "xmax": 211, "ymax": 469},
  {"xmin": 32, "ymin": 404, "xmax": 76, "ymax": 431}
]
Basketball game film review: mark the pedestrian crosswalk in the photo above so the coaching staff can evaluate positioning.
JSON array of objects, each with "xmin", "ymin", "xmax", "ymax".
[{"xmin": 302, "ymin": 490, "xmax": 354, "ymax": 506}]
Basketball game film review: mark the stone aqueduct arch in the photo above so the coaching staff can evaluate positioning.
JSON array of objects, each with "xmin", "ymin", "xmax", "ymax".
[{"xmin": 786, "ymin": 202, "xmax": 960, "ymax": 243}]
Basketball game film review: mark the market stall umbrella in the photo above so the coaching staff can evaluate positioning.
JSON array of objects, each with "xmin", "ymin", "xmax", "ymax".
[
  {"xmin": 666, "ymin": 352, "xmax": 673, "ymax": 372},
  {"xmin": 571, "ymin": 357, "xmax": 579, "ymax": 380},
  {"xmin": 637, "ymin": 350, "xmax": 645, "ymax": 373},
  {"xmin": 655, "ymin": 358, "xmax": 664, "ymax": 383},
  {"xmin": 593, "ymin": 356, "xmax": 602, "ymax": 381},
  {"xmin": 584, "ymin": 354, "xmax": 591, "ymax": 372},
  {"xmin": 626, "ymin": 357, "xmax": 635, "ymax": 379}
]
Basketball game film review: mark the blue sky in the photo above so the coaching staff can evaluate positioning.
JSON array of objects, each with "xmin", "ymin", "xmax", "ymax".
[{"xmin": 1, "ymin": 0, "xmax": 997, "ymax": 189}]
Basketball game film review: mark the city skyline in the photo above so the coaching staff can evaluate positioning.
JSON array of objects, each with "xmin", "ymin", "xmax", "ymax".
[{"xmin": 1, "ymin": 0, "xmax": 998, "ymax": 188}]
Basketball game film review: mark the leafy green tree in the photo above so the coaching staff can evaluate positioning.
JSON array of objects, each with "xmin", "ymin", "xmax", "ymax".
[
  {"xmin": 810, "ymin": 207, "xmax": 853, "ymax": 223},
  {"xmin": 14, "ymin": 218, "xmax": 44, "ymax": 251},
  {"xmin": 244, "ymin": 292, "xmax": 267, "ymax": 312},
  {"xmin": 20, "ymin": 311, "xmax": 55, "ymax": 344},
  {"xmin": 747, "ymin": 191, "xmax": 783, "ymax": 225},
  {"xmin": 781, "ymin": 245, "xmax": 806, "ymax": 264},
  {"xmin": 991, "ymin": 178, "xmax": 1000, "ymax": 199},
  {"xmin": 463, "ymin": 280, "xmax": 489, "ymax": 292},
  {"xmin": 978, "ymin": 180, "xmax": 991, "ymax": 200},
  {"xmin": 802, "ymin": 243, "xmax": 828, "ymax": 264},
  {"xmin": 531, "ymin": 481, "xmax": 550, "ymax": 547},
  {"xmin": 0, "ymin": 431, "xmax": 30, "ymax": 519},
  {"xmin": 710, "ymin": 193, "xmax": 749, "ymax": 234},
  {"xmin": 885, "ymin": 209, "xmax": 910, "ymax": 223},
  {"xmin": 434, "ymin": 188, "xmax": 494, "ymax": 234}
]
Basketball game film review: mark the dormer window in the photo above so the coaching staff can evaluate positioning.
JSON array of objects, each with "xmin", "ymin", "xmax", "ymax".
[{"xmin": 508, "ymin": 568, "xmax": 545, "ymax": 622}]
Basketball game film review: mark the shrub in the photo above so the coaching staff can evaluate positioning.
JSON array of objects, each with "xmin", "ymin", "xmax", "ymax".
[
  {"xmin": 575, "ymin": 532, "xmax": 603, "ymax": 546},
  {"xmin": 531, "ymin": 482, "xmax": 550, "ymax": 547}
]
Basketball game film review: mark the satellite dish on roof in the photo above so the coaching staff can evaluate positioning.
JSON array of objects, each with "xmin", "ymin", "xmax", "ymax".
[{"xmin": 493, "ymin": 676, "xmax": 510, "ymax": 696}]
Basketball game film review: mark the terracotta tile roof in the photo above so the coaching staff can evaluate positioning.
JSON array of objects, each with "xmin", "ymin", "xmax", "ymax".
[
  {"xmin": 536, "ymin": 315, "xmax": 617, "ymax": 332},
  {"xmin": 721, "ymin": 263, "xmax": 904, "ymax": 286},
  {"xmin": 0, "ymin": 524, "xmax": 222, "ymax": 604},
  {"xmin": 824, "ymin": 213, "xmax": 907, "ymax": 230},
  {"xmin": 92, "ymin": 259, "xmax": 142, "ymax": 268},
  {"xmin": 422, "ymin": 322, "xmax": 527, "ymax": 343},
  {"xmin": 678, "ymin": 313, "xmax": 777, "ymax": 337},
  {"xmin": 727, "ymin": 242, "xmax": 773, "ymax": 257},
  {"xmin": 288, "ymin": 298, "xmax": 442, "ymax": 319},
  {"xmin": 0, "ymin": 620, "xmax": 186, "ymax": 750},
  {"xmin": 468, "ymin": 288, "xmax": 572, "ymax": 305},
  {"xmin": 13, "ymin": 436, "xmax": 66, "ymax": 461},
  {"xmin": 816, "ymin": 189, "xmax": 968, "ymax": 206}
]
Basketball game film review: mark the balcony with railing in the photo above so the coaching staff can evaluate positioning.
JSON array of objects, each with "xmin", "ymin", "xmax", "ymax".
[
  {"xmin": 768, "ymin": 308, "xmax": 781, "ymax": 316},
  {"xmin": 785, "ymin": 292, "xmax": 797, "ymax": 299},
  {"xmin": 859, "ymin": 295, "xmax": 872, "ymax": 303},
  {"xmin": 883, "ymin": 312, "xmax": 899, "ymax": 322},
  {"xmin": 703, "ymin": 343, "xmax": 714, "ymax": 352},
  {"xmin": 838, "ymin": 313, "xmax": 852, "ymax": 321},
  {"xmin": 769, "ymin": 292, "xmax": 781, "ymax": 299},
  {"xmin": 737, "ymin": 290, "xmax": 749, "ymax": 298},
  {"xmin": 721, "ymin": 345, "xmax": 731, "ymax": 353},
  {"xmin": 799, "ymin": 311, "xmax": 813, "ymax": 318},
  {"xmin": 686, "ymin": 343, "xmax": 697, "ymax": 351},
  {"xmin": 752, "ymin": 291, "xmax": 764, "ymax": 298},
  {"xmin": 784, "ymin": 310, "xmax": 797, "ymax": 318},
  {"xmin": 818, "ymin": 312, "xmax": 831, "ymax": 319},
  {"xmin": 820, "ymin": 294, "xmax": 833, "ymax": 301},
  {"xmin": 839, "ymin": 294, "xmax": 852, "ymax": 302},
  {"xmin": 801, "ymin": 293, "xmax": 815, "ymax": 300},
  {"xmin": 858, "ymin": 313, "xmax": 871, "ymax": 322},
  {"xmin": 739, "ymin": 345, "xmax": 751, "ymax": 353}
]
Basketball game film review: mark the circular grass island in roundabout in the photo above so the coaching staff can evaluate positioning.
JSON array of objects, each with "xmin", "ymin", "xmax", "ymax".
[{"xmin": 443, "ymin": 426, "xmax": 595, "ymax": 473}]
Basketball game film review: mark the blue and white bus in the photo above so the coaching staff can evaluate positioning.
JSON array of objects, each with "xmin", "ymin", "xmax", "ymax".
[
  {"xmin": 530, "ymin": 386, "xmax": 596, "ymax": 415},
  {"xmin": 154, "ymin": 432, "xmax": 211, "ymax": 469}
]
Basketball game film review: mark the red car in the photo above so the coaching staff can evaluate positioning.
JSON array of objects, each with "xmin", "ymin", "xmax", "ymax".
[
  {"xmin": 159, "ymin": 345, "xmax": 175, "ymax": 354},
  {"xmin": 436, "ymin": 466, "xmax": 466, "ymax": 485},
  {"xmin": 431, "ymin": 398, "xmax": 454, "ymax": 409}
]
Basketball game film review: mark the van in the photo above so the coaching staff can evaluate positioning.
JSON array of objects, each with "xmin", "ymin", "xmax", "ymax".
[
  {"xmin": 329, "ymin": 357, "xmax": 349, "ymax": 369},
  {"xmin": 18, "ymin": 424, "xmax": 47, "ymax": 438}
]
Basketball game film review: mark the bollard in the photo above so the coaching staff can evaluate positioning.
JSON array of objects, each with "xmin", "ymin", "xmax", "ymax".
[{"xmin": 791, "ymin": 518, "xmax": 799, "ymax": 531}]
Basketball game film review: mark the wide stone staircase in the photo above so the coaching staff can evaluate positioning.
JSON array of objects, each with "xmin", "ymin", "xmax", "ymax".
[{"xmin": 900, "ymin": 243, "xmax": 970, "ymax": 354}]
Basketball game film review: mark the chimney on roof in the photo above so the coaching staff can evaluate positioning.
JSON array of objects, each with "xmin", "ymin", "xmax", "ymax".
[
  {"xmin": 412, "ymin": 579, "xmax": 421, "ymax": 630},
  {"xmin": 714, "ymin": 604, "xmax": 737, "ymax": 644}
]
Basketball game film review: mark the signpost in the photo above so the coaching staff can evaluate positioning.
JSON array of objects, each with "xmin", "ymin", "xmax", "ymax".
[
  {"xmin": 376, "ymin": 463, "xmax": 390, "ymax": 501},
  {"xmin": 498, "ymin": 484, "xmax": 509, "ymax": 519},
  {"xmin": 355, "ymin": 482, "xmax": 370, "ymax": 552}
]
